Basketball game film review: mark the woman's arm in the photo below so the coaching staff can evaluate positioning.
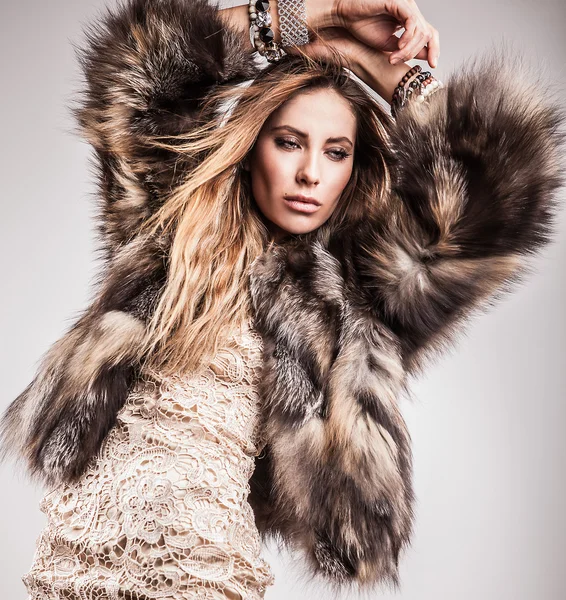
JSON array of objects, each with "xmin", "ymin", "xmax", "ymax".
[
  {"xmin": 348, "ymin": 44, "xmax": 416, "ymax": 102},
  {"xmin": 293, "ymin": 25, "xmax": 432, "ymax": 103},
  {"xmin": 77, "ymin": 0, "xmax": 262, "ymax": 253},
  {"xmin": 1, "ymin": 0, "xmax": 261, "ymax": 485},
  {"xmin": 352, "ymin": 48, "xmax": 565, "ymax": 371},
  {"xmin": 0, "ymin": 234, "xmax": 167, "ymax": 484},
  {"xmin": 77, "ymin": 0, "xmax": 439, "ymax": 252}
]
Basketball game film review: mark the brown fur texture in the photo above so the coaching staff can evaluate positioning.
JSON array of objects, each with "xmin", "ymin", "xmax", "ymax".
[{"xmin": 1, "ymin": 0, "xmax": 565, "ymax": 589}]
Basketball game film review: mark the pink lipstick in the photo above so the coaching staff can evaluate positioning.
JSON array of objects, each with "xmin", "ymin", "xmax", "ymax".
[{"xmin": 283, "ymin": 195, "xmax": 321, "ymax": 214}]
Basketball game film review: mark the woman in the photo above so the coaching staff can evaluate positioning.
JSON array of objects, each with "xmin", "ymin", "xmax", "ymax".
[{"xmin": 1, "ymin": 0, "xmax": 563, "ymax": 597}]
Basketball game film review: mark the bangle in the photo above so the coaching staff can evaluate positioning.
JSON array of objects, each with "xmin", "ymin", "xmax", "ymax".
[
  {"xmin": 277, "ymin": 0, "xmax": 310, "ymax": 48},
  {"xmin": 248, "ymin": 0, "xmax": 285, "ymax": 63}
]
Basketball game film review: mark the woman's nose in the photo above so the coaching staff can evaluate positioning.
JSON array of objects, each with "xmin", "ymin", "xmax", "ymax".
[{"xmin": 296, "ymin": 153, "xmax": 320, "ymax": 186}]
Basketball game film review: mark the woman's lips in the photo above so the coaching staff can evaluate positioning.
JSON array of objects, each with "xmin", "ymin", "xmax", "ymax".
[{"xmin": 283, "ymin": 196, "xmax": 321, "ymax": 214}]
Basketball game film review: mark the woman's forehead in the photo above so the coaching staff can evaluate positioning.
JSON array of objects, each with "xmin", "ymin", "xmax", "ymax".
[{"xmin": 266, "ymin": 88, "xmax": 357, "ymax": 139}]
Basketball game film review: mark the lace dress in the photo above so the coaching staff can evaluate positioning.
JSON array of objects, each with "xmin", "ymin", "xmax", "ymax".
[{"xmin": 23, "ymin": 319, "xmax": 275, "ymax": 599}]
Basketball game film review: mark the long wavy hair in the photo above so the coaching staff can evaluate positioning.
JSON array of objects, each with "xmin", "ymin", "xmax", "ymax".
[{"xmin": 140, "ymin": 50, "xmax": 395, "ymax": 376}]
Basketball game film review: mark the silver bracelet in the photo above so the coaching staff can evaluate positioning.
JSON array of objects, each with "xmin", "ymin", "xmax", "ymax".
[
  {"xmin": 248, "ymin": 0, "xmax": 286, "ymax": 63},
  {"xmin": 277, "ymin": 0, "xmax": 310, "ymax": 48}
]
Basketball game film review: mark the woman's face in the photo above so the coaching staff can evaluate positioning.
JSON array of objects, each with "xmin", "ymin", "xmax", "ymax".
[{"xmin": 248, "ymin": 88, "xmax": 356, "ymax": 239}]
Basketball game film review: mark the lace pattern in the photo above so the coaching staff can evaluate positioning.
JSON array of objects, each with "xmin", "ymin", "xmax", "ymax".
[{"xmin": 24, "ymin": 320, "xmax": 274, "ymax": 599}]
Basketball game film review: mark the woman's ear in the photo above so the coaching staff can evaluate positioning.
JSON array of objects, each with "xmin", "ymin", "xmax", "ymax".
[{"xmin": 242, "ymin": 156, "xmax": 251, "ymax": 172}]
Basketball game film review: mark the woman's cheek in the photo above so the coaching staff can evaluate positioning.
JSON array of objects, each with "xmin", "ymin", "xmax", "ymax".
[
  {"xmin": 278, "ymin": 151, "xmax": 301, "ymax": 187},
  {"xmin": 326, "ymin": 163, "xmax": 353, "ymax": 201}
]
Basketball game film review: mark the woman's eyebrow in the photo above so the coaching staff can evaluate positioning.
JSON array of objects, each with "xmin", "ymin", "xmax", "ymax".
[{"xmin": 270, "ymin": 124, "xmax": 353, "ymax": 148}]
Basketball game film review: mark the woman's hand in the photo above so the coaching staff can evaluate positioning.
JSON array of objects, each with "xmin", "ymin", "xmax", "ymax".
[
  {"xmin": 308, "ymin": 0, "xmax": 439, "ymax": 68},
  {"xmin": 289, "ymin": 28, "xmax": 416, "ymax": 104},
  {"xmin": 220, "ymin": 1, "xmax": 439, "ymax": 69},
  {"xmin": 338, "ymin": 0, "xmax": 439, "ymax": 67},
  {"xmin": 293, "ymin": 0, "xmax": 441, "ymax": 102}
]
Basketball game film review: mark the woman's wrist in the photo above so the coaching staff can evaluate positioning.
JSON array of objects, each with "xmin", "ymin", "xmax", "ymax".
[
  {"xmin": 305, "ymin": 0, "xmax": 339, "ymax": 32},
  {"xmin": 351, "ymin": 49, "xmax": 413, "ymax": 104},
  {"xmin": 218, "ymin": 0, "xmax": 419, "ymax": 105},
  {"xmin": 219, "ymin": 0, "xmax": 336, "ymax": 52}
]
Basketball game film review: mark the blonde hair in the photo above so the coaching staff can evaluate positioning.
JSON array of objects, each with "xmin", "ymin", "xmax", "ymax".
[{"xmin": 140, "ymin": 50, "xmax": 394, "ymax": 377}]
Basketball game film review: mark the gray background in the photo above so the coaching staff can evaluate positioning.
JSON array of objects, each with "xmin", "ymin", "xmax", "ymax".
[{"xmin": 1, "ymin": 0, "xmax": 565, "ymax": 598}]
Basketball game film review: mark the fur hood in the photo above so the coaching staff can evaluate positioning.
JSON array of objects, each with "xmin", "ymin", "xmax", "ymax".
[{"xmin": 2, "ymin": 0, "xmax": 565, "ymax": 589}]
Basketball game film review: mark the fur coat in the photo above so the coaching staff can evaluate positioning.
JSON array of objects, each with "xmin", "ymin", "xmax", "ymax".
[{"xmin": 2, "ymin": 0, "xmax": 565, "ymax": 588}]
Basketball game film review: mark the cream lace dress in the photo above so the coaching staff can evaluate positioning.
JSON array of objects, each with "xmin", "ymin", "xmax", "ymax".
[{"xmin": 23, "ymin": 319, "xmax": 275, "ymax": 599}]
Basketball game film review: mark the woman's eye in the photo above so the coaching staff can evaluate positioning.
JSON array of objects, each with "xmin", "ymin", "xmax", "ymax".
[
  {"xmin": 274, "ymin": 138, "xmax": 351, "ymax": 161},
  {"xmin": 275, "ymin": 138, "xmax": 300, "ymax": 149},
  {"xmin": 327, "ymin": 149, "xmax": 351, "ymax": 161}
]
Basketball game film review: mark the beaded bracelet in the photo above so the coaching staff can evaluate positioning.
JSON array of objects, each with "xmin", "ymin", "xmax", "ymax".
[
  {"xmin": 403, "ymin": 71, "xmax": 432, "ymax": 104},
  {"xmin": 391, "ymin": 65, "xmax": 444, "ymax": 117},
  {"xmin": 248, "ymin": 0, "xmax": 285, "ymax": 63},
  {"xmin": 415, "ymin": 78, "xmax": 443, "ymax": 103},
  {"xmin": 391, "ymin": 64, "xmax": 422, "ymax": 108}
]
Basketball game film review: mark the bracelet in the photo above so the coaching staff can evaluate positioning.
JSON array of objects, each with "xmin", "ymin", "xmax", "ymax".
[
  {"xmin": 248, "ymin": 0, "xmax": 285, "ymax": 63},
  {"xmin": 415, "ymin": 78, "xmax": 443, "ymax": 103},
  {"xmin": 404, "ymin": 71, "xmax": 432, "ymax": 102},
  {"xmin": 391, "ymin": 65, "xmax": 444, "ymax": 117},
  {"xmin": 278, "ymin": 0, "xmax": 310, "ymax": 48}
]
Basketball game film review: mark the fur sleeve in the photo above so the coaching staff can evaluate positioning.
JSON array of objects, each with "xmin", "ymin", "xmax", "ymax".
[
  {"xmin": 355, "ymin": 50, "xmax": 566, "ymax": 371},
  {"xmin": 0, "ymin": 237, "xmax": 166, "ymax": 485},
  {"xmin": 1, "ymin": 0, "xmax": 256, "ymax": 485},
  {"xmin": 75, "ymin": 0, "xmax": 258, "ymax": 254}
]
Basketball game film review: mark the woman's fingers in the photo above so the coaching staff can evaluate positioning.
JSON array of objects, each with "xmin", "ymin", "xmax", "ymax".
[
  {"xmin": 381, "ymin": 35, "xmax": 405, "ymax": 52},
  {"xmin": 314, "ymin": 0, "xmax": 441, "ymax": 69},
  {"xmin": 427, "ymin": 26, "xmax": 440, "ymax": 68},
  {"xmin": 390, "ymin": 28, "xmax": 425, "ymax": 64},
  {"xmin": 396, "ymin": 15, "xmax": 416, "ymax": 49},
  {"xmin": 389, "ymin": 21, "xmax": 438, "ymax": 68},
  {"xmin": 376, "ymin": 1, "xmax": 439, "ymax": 68}
]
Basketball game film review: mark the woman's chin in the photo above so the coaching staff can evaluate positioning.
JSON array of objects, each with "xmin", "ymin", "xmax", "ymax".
[{"xmin": 272, "ymin": 217, "xmax": 325, "ymax": 237}]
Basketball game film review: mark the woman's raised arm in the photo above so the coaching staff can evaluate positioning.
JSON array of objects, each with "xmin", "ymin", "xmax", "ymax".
[
  {"xmin": 352, "ymin": 49, "xmax": 565, "ymax": 372},
  {"xmin": 0, "ymin": 0, "xmax": 260, "ymax": 486},
  {"xmin": 77, "ymin": 0, "xmax": 440, "ymax": 253},
  {"xmin": 76, "ymin": 0, "xmax": 259, "ymax": 251}
]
